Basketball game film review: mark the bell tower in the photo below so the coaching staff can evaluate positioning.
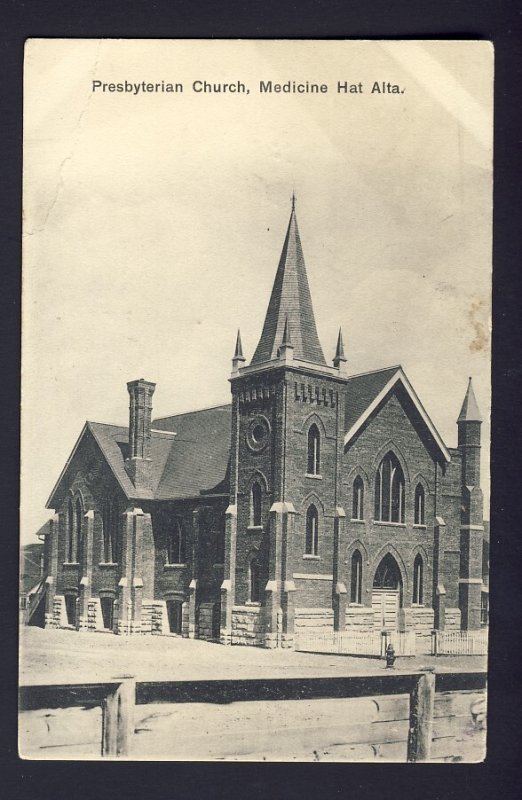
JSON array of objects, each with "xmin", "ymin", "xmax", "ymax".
[{"xmin": 220, "ymin": 198, "xmax": 347, "ymax": 647}]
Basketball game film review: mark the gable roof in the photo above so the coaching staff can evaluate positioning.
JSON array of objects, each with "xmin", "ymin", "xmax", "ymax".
[
  {"xmin": 251, "ymin": 202, "xmax": 326, "ymax": 366},
  {"xmin": 344, "ymin": 365, "xmax": 451, "ymax": 463},
  {"xmin": 46, "ymin": 405, "xmax": 232, "ymax": 508}
]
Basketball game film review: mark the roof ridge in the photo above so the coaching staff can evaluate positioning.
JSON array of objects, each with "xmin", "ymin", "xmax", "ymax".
[
  {"xmin": 153, "ymin": 402, "xmax": 232, "ymax": 422},
  {"xmin": 344, "ymin": 364, "xmax": 402, "ymax": 380}
]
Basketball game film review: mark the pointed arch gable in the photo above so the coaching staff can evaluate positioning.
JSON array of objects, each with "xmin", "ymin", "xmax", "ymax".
[
  {"xmin": 371, "ymin": 440, "xmax": 411, "ymax": 483},
  {"xmin": 371, "ymin": 544, "xmax": 410, "ymax": 592},
  {"xmin": 246, "ymin": 469, "xmax": 270, "ymax": 494},
  {"xmin": 345, "ymin": 464, "xmax": 370, "ymax": 486},
  {"xmin": 344, "ymin": 538, "xmax": 369, "ymax": 564},
  {"xmin": 411, "ymin": 472, "xmax": 431, "ymax": 494},
  {"xmin": 408, "ymin": 544, "xmax": 430, "ymax": 567},
  {"xmin": 300, "ymin": 412, "xmax": 328, "ymax": 438},
  {"xmin": 301, "ymin": 491, "xmax": 325, "ymax": 516}
]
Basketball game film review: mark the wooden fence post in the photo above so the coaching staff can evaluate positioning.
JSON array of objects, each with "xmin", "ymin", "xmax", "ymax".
[
  {"xmin": 407, "ymin": 669, "xmax": 435, "ymax": 762},
  {"xmin": 101, "ymin": 676, "xmax": 136, "ymax": 757}
]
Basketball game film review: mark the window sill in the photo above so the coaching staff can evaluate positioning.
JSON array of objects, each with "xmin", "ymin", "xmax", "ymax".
[
  {"xmin": 305, "ymin": 474, "xmax": 322, "ymax": 480},
  {"xmin": 372, "ymin": 521, "xmax": 406, "ymax": 528},
  {"xmin": 247, "ymin": 525, "xmax": 263, "ymax": 532},
  {"xmin": 413, "ymin": 524, "xmax": 427, "ymax": 529},
  {"xmin": 99, "ymin": 562, "xmax": 118, "ymax": 567},
  {"xmin": 63, "ymin": 562, "xmax": 79, "ymax": 567},
  {"xmin": 164, "ymin": 563, "xmax": 187, "ymax": 569},
  {"xmin": 245, "ymin": 601, "xmax": 262, "ymax": 607},
  {"xmin": 302, "ymin": 554, "xmax": 320, "ymax": 560},
  {"xmin": 348, "ymin": 603, "xmax": 363, "ymax": 607},
  {"xmin": 411, "ymin": 603, "xmax": 425, "ymax": 608},
  {"xmin": 350, "ymin": 518, "xmax": 365, "ymax": 524}
]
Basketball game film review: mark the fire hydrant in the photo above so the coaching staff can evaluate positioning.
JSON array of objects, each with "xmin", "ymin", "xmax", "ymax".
[{"xmin": 385, "ymin": 642, "xmax": 396, "ymax": 668}]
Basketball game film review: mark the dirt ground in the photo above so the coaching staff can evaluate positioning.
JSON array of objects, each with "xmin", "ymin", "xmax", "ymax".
[
  {"xmin": 19, "ymin": 627, "xmax": 487, "ymax": 762},
  {"xmin": 19, "ymin": 626, "xmax": 487, "ymax": 684}
]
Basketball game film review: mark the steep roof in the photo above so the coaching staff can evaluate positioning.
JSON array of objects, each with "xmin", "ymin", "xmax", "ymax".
[
  {"xmin": 344, "ymin": 365, "xmax": 451, "ymax": 463},
  {"xmin": 457, "ymin": 377, "xmax": 483, "ymax": 422},
  {"xmin": 152, "ymin": 404, "xmax": 232, "ymax": 499},
  {"xmin": 251, "ymin": 201, "xmax": 326, "ymax": 366},
  {"xmin": 46, "ymin": 406, "xmax": 231, "ymax": 508}
]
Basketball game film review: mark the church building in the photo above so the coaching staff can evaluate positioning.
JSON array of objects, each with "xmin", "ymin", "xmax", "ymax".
[{"xmin": 30, "ymin": 200, "xmax": 486, "ymax": 647}]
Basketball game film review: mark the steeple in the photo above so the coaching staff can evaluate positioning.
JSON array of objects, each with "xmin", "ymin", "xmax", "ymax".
[
  {"xmin": 231, "ymin": 329, "xmax": 246, "ymax": 376},
  {"xmin": 457, "ymin": 377, "xmax": 482, "ymax": 423},
  {"xmin": 251, "ymin": 198, "xmax": 326, "ymax": 366},
  {"xmin": 333, "ymin": 327, "xmax": 347, "ymax": 372}
]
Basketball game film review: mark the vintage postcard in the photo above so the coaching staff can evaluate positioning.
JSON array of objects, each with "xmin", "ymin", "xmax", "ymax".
[{"xmin": 20, "ymin": 39, "xmax": 492, "ymax": 761}]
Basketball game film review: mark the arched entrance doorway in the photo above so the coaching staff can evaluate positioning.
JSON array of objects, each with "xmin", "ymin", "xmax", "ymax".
[{"xmin": 372, "ymin": 554, "xmax": 403, "ymax": 630}]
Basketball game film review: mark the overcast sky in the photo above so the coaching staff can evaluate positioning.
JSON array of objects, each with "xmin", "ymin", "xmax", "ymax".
[{"xmin": 22, "ymin": 40, "xmax": 493, "ymax": 544}]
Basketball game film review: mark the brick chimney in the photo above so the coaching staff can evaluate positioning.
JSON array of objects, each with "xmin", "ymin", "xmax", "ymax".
[{"xmin": 124, "ymin": 378, "xmax": 156, "ymax": 491}]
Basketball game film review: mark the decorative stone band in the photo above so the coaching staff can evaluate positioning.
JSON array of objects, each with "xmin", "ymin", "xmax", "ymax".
[
  {"xmin": 458, "ymin": 578, "xmax": 483, "ymax": 584},
  {"xmin": 460, "ymin": 525, "xmax": 485, "ymax": 531},
  {"xmin": 293, "ymin": 573, "xmax": 333, "ymax": 581}
]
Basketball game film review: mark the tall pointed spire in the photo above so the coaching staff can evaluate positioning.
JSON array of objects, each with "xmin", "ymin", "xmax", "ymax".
[
  {"xmin": 231, "ymin": 329, "xmax": 246, "ymax": 376},
  {"xmin": 251, "ymin": 199, "xmax": 326, "ymax": 366},
  {"xmin": 457, "ymin": 377, "xmax": 482, "ymax": 423},
  {"xmin": 281, "ymin": 314, "xmax": 293, "ymax": 347},
  {"xmin": 333, "ymin": 327, "xmax": 347, "ymax": 370},
  {"xmin": 233, "ymin": 329, "xmax": 244, "ymax": 361}
]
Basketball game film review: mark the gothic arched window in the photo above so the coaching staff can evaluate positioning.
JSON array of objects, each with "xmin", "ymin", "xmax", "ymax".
[
  {"xmin": 103, "ymin": 498, "xmax": 119, "ymax": 563},
  {"xmin": 215, "ymin": 518, "xmax": 226, "ymax": 564},
  {"xmin": 251, "ymin": 482, "xmax": 262, "ymax": 527},
  {"xmin": 374, "ymin": 452, "xmax": 405, "ymax": 523},
  {"xmin": 305, "ymin": 504, "xmax": 319, "ymax": 556},
  {"xmin": 412, "ymin": 554, "xmax": 424, "ymax": 604},
  {"xmin": 250, "ymin": 556, "xmax": 262, "ymax": 602},
  {"xmin": 75, "ymin": 498, "xmax": 83, "ymax": 566},
  {"xmin": 307, "ymin": 424, "xmax": 321, "ymax": 475},
  {"xmin": 67, "ymin": 499, "xmax": 74, "ymax": 563},
  {"xmin": 352, "ymin": 476, "xmax": 364, "ymax": 520},
  {"xmin": 350, "ymin": 550, "xmax": 363, "ymax": 604},
  {"xmin": 167, "ymin": 518, "xmax": 186, "ymax": 565},
  {"xmin": 414, "ymin": 483, "xmax": 425, "ymax": 525}
]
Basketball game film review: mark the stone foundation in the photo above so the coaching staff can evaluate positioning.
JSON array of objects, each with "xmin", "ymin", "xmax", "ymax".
[
  {"xmin": 231, "ymin": 605, "xmax": 266, "ymax": 646},
  {"xmin": 446, "ymin": 607, "xmax": 462, "ymax": 630},
  {"xmin": 141, "ymin": 600, "xmax": 169, "ymax": 634},
  {"xmin": 345, "ymin": 605, "xmax": 375, "ymax": 629},
  {"xmin": 403, "ymin": 606, "xmax": 434, "ymax": 650},
  {"xmin": 294, "ymin": 608, "xmax": 334, "ymax": 634}
]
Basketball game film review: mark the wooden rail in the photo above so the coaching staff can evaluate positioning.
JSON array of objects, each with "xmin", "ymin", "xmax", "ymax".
[{"xmin": 19, "ymin": 670, "xmax": 487, "ymax": 761}]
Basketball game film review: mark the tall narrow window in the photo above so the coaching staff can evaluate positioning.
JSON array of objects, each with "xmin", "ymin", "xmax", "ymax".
[
  {"xmin": 215, "ymin": 519, "xmax": 225, "ymax": 564},
  {"xmin": 414, "ymin": 483, "xmax": 425, "ymax": 525},
  {"xmin": 103, "ymin": 499, "xmax": 119, "ymax": 563},
  {"xmin": 305, "ymin": 504, "xmax": 319, "ymax": 556},
  {"xmin": 352, "ymin": 476, "xmax": 364, "ymax": 520},
  {"xmin": 250, "ymin": 556, "xmax": 261, "ymax": 602},
  {"xmin": 167, "ymin": 518, "xmax": 186, "ymax": 565},
  {"xmin": 350, "ymin": 550, "xmax": 363, "ymax": 604},
  {"xmin": 412, "ymin": 554, "xmax": 424, "ymax": 604},
  {"xmin": 374, "ymin": 452, "xmax": 405, "ymax": 523},
  {"xmin": 251, "ymin": 482, "xmax": 262, "ymax": 527},
  {"xmin": 67, "ymin": 499, "xmax": 74, "ymax": 562},
  {"xmin": 307, "ymin": 424, "xmax": 321, "ymax": 475},
  {"xmin": 75, "ymin": 499, "xmax": 83, "ymax": 565}
]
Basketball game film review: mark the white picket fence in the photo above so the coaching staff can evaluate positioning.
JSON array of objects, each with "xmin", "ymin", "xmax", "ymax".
[
  {"xmin": 432, "ymin": 630, "xmax": 488, "ymax": 656},
  {"xmin": 294, "ymin": 628, "xmax": 489, "ymax": 657},
  {"xmin": 294, "ymin": 629, "xmax": 417, "ymax": 657}
]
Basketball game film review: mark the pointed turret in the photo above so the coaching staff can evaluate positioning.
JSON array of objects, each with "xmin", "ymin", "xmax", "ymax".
[
  {"xmin": 231, "ymin": 329, "xmax": 246, "ymax": 376},
  {"xmin": 277, "ymin": 314, "xmax": 294, "ymax": 362},
  {"xmin": 457, "ymin": 377, "xmax": 482, "ymax": 423},
  {"xmin": 457, "ymin": 377, "xmax": 482, "ymax": 490},
  {"xmin": 251, "ymin": 198, "xmax": 326, "ymax": 366},
  {"xmin": 333, "ymin": 327, "xmax": 347, "ymax": 373}
]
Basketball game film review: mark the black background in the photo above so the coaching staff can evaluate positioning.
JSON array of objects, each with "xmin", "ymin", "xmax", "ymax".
[{"xmin": 2, "ymin": 2, "xmax": 521, "ymax": 798}]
